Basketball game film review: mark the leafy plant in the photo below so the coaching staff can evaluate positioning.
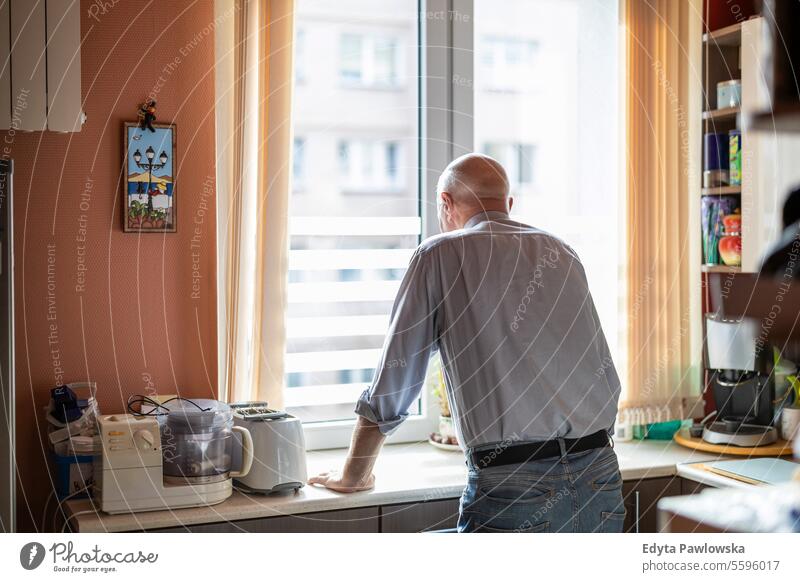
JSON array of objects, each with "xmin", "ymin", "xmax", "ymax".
[
  {"xmin": 129, "ymin": 200, "xmax": 147, "ymax": 218},
  {"xmin": 428, "ymin": 354, "xmax": 450, "ymax": 417}
]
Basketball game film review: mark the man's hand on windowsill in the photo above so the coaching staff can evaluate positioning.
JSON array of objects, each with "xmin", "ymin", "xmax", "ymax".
[
  {"xmin": 308, "ymin": 416, "xmax": 385, "ymax": 494},
  {"xmin": 308, "ymin": 470, "xmax": 375, "ymax": 493}
]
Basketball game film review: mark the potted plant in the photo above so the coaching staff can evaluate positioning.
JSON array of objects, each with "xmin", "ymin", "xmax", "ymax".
[
  {"xmin": 779, "ymin": 370, "xmax": 800, "ymax": 442},
  {"xmin": 428, "ymin": 355, "xmax": 458, "ymax": 448}
]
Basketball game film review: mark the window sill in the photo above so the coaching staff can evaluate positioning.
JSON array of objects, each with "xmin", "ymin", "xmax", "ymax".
[{"xmin": 63, "ymin": 440, "xmax": 730, "ymax": 532}]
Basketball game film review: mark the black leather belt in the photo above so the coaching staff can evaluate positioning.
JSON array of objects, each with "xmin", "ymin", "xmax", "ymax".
[{"xmin": 470, "ymin": 429, "xmax": 611, "ymax": 469}]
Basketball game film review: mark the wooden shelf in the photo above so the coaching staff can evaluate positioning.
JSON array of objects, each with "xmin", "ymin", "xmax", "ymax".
[
  {"xmin": 703, "ymin": 22, "xmax": 742, "ymax": 47},
  {"xmin": 717, "ymin": 273, "xmax": 800, "ymax": 348},
  {"xmin": 749, "ymin": 102, "xmax": 800, "ymax": 132},
  {"xmin": 701, "ymin": 265, "xmax": 741, "ymax": 274},
  {"xmin": 703, "ymin": 106, "xmax": 740, "ymax": 121},
  {"xmin": 701, "ymin": 186, "xmax": 741, "ymax": 196}
]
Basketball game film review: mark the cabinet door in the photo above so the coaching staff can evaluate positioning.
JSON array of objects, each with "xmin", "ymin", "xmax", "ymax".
[
  {"xmin": 380, "ymin": 498, "xmax": 460, "ymax": 532},
  {"xmin": 46, "ymin": 0, "xmax": 82, "ymax": 132},
  {"xmin": 679, "ymin": 477, "xmax": 712, "ymax": 496},
  {"xmin": 153, "ymin": 507, "xmax": 380, "ymax": 533},
  {"xmin": 10, "ymin": 0, "xmax": 47, "ymax": 131},
  {"xmin": 622, "ymin": 477, "xmax": 681, "ymax": 533},
  {"xmin": 0, "ymin": 2, "xmax": 10, "ymax": 130}
]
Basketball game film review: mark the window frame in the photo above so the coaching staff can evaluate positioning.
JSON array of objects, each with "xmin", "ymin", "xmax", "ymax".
[{"xmin": 298, "ymin": 0, "xmax": 474, "ymax": 451}]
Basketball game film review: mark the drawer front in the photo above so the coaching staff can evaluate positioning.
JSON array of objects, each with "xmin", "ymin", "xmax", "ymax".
[
  {"xmin": 381, "ymin": 499, "xmax": 461, "ymax": 532},
  {"xmin": 153, "ymin": 507, "xmax": 380, "ymax": 533}
]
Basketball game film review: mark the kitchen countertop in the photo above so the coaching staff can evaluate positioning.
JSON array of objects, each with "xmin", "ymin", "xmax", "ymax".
[
  {"xmin": 676, "ymin": 462, "xmax": 757, "ymax": 489},
  {"xmin": 64, "ymin": 439, "xmax": 729, "ymax": 533}
]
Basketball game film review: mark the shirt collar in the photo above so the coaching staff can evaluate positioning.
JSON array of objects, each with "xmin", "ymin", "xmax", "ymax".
[{"xmin": 464, "ymin": 210, "xmax": 510, "ymax": 229}]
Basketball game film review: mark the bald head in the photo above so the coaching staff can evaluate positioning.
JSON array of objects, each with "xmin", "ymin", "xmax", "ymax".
[
  {"xmin": 437, "ymin": 153, "xmax": 510, "ymax": 202},
  {"xmin": 436, "ymin": 153, "xmax": 512, "ymax": 232}
]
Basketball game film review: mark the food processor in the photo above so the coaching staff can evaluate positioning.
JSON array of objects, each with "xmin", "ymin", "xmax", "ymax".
[
  {"xmin": 160, "ymin": 399, "xmax": 240, "ymax": 485},
  {"xmin": 95, "ymin": 398, "xmax": 254, "ymax": 514}
]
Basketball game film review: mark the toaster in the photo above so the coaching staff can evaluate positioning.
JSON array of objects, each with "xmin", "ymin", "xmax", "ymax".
[{"xmin": 230, "ymin": 402, "xmax": 308, "ymax": 494}]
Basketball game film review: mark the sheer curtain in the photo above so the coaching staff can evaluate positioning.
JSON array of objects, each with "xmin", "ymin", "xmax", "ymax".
[
  {"xmin": 216, "ymin": 0, "xmax": 294, "ymax": 406},
  {"xmin": 621, "ymin": 0, "xmax": 704, "ymax": 425}
]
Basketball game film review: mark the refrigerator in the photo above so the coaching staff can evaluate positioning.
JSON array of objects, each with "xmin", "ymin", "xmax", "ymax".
[{"xmin": 0, "ymin": 158, "xmax": 13, "ymax": 532}]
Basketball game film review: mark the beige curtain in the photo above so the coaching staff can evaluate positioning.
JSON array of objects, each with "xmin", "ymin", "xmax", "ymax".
[
  {"xmin": 621, "ymin": 0, "xmax": 704, "ymax": 425},
  {"xmin": 216, "ymin": 0, "xmax": 294, "ymax": 406}
]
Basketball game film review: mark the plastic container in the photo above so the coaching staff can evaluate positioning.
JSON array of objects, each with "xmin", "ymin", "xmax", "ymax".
[
  {"xmin": 703, "ymin": 132, "xmax": 729, "ymax": 187},
  {"xmin": 636, "ymin": 420, "xmax": 683, "ymax": 441},
  {"xmin": 717, "ymin": 79, "xmax": 742, "ymax": 109},
  {"xmin": 51, "ymin": 452, "xmax": 94, "ymax": 499},
  {"xmin": 158, "ymin": 399, "xmax": 235, "ymax": 485},
  {"xmin": 729, "ymin": 130, "xmax": 741, "ymax": 186}
]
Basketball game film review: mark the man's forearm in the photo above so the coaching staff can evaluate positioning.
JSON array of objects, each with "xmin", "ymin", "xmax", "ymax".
[{"xmin": 341, "ymin": 416, "xmax": 386, "ymax": 487}]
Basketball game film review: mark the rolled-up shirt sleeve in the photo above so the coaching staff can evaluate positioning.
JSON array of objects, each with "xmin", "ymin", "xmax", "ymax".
[{"xmin": 355, "ymin": 247, "xmax": 438, "ymax": 434}]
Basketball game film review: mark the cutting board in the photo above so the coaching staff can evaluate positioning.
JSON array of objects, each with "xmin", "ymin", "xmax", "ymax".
[{"xmin": 704, "ymin": 458, "xmax": 800, "ymax": 485}]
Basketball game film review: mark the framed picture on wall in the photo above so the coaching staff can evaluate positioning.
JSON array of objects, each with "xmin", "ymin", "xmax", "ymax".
[{"xmin": 122, "ymin": 122, "xmax": 177, "ymax": 233}]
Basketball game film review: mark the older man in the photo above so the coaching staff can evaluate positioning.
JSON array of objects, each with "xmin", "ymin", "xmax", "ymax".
[{"xmin": 309, "ymin": 153, "xmax": 623, "ymax": 533}]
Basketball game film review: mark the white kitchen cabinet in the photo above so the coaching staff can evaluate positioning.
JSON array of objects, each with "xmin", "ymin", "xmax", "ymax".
[
  {"xmin": 9, "ymin": 0, "xmax": 47, "ymax": 131},
  {"xmin": 0, "ymin": 0, "xmax": 82, "ymax": 132},
  {"xmin": 46, "ymin": 0, "xmax": 83, "ymax": 132},
  {"xmin": 0, "ymin": 1, "xmax": 10, "ymax": 130}
]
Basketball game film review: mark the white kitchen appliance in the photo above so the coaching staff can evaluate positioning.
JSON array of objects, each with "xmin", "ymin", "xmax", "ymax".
[
  {"xmin": 230, "ymin": 402, "xmax": 307, "ymax": 494},
  {"xmin": 95, "ymin": 406, "xmax": 253, "ymax": 514}
]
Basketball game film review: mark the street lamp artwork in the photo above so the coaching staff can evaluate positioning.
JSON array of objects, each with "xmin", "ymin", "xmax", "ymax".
[
  {"xmin": 133, "ymin": 145, "xmax": 169, "ymax": 214},
  {"xmin": 124, "ymin": 122, "xmax": 176, "ymax": 233}
]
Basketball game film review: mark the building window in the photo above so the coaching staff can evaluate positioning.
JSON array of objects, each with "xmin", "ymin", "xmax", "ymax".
[
  {"xmin": 339, "ymin": 33, "xmax": 364, "ymax": 84},
  {"xmin": 337, "ymin": 139, "xmax": 404, "ymax": 192},
  {"xmin": 292, "ymin": 137, "xmax": 306, "ymax": 189},
  {"xmin": 339, "ymin": 33, "xmax": 402, "ymax": 88},
  {"xmin": 482, "ymin": 142, "xmax": 536, "ymax": 188},
  {"xmin": 294, "ymin": 28, "xmax": 306, "ymax": 84},
  {"xmin": 478, "ymin": 36, "xmax": 538, "ymax": 93}
]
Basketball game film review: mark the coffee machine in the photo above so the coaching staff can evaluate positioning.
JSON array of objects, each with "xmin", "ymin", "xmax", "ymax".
[{"xmin": 703, "ymin": 316, "xmax": 778, "ymax": 446}]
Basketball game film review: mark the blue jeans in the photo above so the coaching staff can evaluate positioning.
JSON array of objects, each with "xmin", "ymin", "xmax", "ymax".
[{"xmin": 458, "ymin": 445, "xmax": 625, "ymax": 532}]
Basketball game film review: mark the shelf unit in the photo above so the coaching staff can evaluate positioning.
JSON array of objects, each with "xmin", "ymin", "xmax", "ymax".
[
  {"xmin": 700, "ymin": 16, "xmax": 777, "ymax": 276},
  {"xmin": 701, "ymin": 17, "xmax": 745, "ymax": 277}
]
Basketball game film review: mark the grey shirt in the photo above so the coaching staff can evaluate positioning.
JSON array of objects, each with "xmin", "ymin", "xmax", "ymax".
[{"xmin": 355, "ymin": 211, "xmax": 620, "ymax": 450}]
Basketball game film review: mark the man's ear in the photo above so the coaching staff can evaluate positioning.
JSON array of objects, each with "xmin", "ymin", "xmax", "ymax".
[
  {"xmin": 440, "ymin": 191, "xmax": 454, "ymax": 215},
  {"xmin": 508, "ymin": 196, "xmax": 514, "ymax": 212}
]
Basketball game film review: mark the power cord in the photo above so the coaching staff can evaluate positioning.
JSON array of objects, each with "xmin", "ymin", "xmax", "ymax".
[
  {"xmin": 126, "ymin": 394, "xmax": 210, "ymax": 416},
  {"xmin": 39, "ymin": 490, "xmax": 55, "ymax": 533},
  {"xmin": 61, "ymin": 509, "xmax": 96, "ymax": 533},
  {"xmin": 50, "ymin": 484, "xmax": 91, "ymax": 533}
]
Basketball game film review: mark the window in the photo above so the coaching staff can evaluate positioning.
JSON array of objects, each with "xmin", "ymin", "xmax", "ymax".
[
  {"xmin": 292, "ymin": 137, "xmax": 306, "ymax": 189},
  {"xmin": 339, "ymin": 34, "xmax": 364, "ymax": 84},
  {"xmin": 482, "ymin": 142, "xmax": 536, "ymax": 189},
  {"xmin": 294, "ymin": 28, "xmax": 306, "ymax": 84},
  {"xmin": 474, "ymin": 0, "xmax": 624, "ymax": 378},
  {"xmin": 339, "ymin": 33, "xmax": 402, "ymax": 88},
  {"xmin": 286, "ymin": 0, "xmax": 623, "ymax": 448},
  {"xmin": 337, "ymin": 139, "xmax": 404, "ymax": 192},
  {"xmin": 478, "ymin": 36, "xmax": 538, "ymax": 92},
  {"xmin": 288, "ymin": 1, "xmax": 423, "ymax": 447}
]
